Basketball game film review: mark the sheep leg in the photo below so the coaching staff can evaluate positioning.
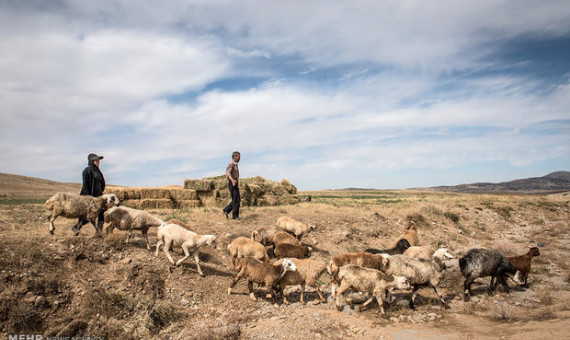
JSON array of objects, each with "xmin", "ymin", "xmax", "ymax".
[
  {"xmin": 142, "ymin": 229, "xmax": 151, "ymax": 250},
  {"xmin": 335, "ymin": 281, "xmax": 351, "ymax": 311},
  {"xmin": 315, "ymin": 285, "xmax": 326, "ymax": 304},
  {"xmin": 372, "ymin": 292, "xmax": 386, "ymax": 316},
  {"xmin": 278, "ymin": 287, "xmax": 289, "ymax": 304},
  {"xmin": 409, "ymin": 285, "xmax": 419, "ymax": 310},
  {"xmin": 464, "ymin": 278, "xmax": 474, "ymax": 301},
  {"xmin": 162, "ymin": 240, "xmax": 176, "ymax": 265},
  {"xmin": 155, "ymin": 240, "xmax": 163, "ymax": 256},
  {"xmin": 498, "ymin": 275, "xmax": 510, "ymax": 293},
  {"xmin": 125, "ymin": 229, "xmax": 132, "ymax": 245},
  {"xmin": 248, "ymin": 281, "xmax": 257, "ymax": 301},
  {"xmin": 48, "ymin": 214, "xmax": 57, "ymax": 234},
  {"xmin": 300, "ymin": 283, "xmax": 306, "ymax": 304},
  {"xmin": 489, "ymin": 276, "xmax": 497, "ymax": 296},
  {"xmin": 175, "ymin": 244, "xmax": 191, "ymax": 266},
  {"xmin": 228, "ymin": 269, "xmax": 246, "ymax": 295},
  {"xmin": 193, "ymin": 249, "xmax": 204, "ymax": 277},
  {"xmin": 432, "ymin": 285, "xmax": 448, "ymax": 308}
]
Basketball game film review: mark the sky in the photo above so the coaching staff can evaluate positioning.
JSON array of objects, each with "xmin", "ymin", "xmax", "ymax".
[{"xmin": 1, "ymin": 1, "xmax": 569, "ymax": 190}]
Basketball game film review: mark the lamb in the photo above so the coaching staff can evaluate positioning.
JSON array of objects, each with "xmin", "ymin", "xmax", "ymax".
[
  {"xmin": 459, "ymin": 248, "xmax": 522, "ymax": 301},
  {"xmin": 389, "ymin": 221, "xmax": 419, "ymax": 248},
  {"xmin": 251, "ymin": 225, "xmax": 284, "ymax": 246},
  {"xmin": 276, "ymin": 216, "xmax": 315, "ymax": 240},
  {"xmin": 403, "ymin": 245, "xmax": 435, "ymax": 260},
  {"xmin": 274, "ymin": 243, "xmax": 311, "ymax": 259},
  {"xmin": 507, "ymin": 247, "xmax": 540, "ymax": 287},
  {"xmin": 365, "ymin": 239, "xmax": 411, "ymax": 255},
  {"xmin": 154, "ymin": 223, "xmax": 217, "ymax": 276},
  {"xmin": 228, "ymin": 257, "xmax": 297, "ymax": 303},
  {"xmin": 334, "ymin": 265, "xmax": 411, "ymax": 316},
  {"xmin": 274, "ymin": 258, "xmax": 329, "ymax": 304},
  {"xmin": 103, "ymin": 206, "xmax": 164, "ymax": 250},
  {"xmin": 382, "ymin": 248, "xmax": 455, "ymax": 309},
  {"xmin": 272, "ymin": 231, "xmax": 302, "ymax": 247},
  {"xmin": 45, "ymin": 192, "xmax": 120, "ymax": 235},
  {"xmin": 328, "ymin": 252, "xmax": 389, "ymax": 280},
  {"xmin": 227, "ymin": 237, "xmax": 269, "ymax": 267}
]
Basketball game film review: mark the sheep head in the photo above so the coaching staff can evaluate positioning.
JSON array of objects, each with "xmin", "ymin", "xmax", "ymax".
[
  {"xmin": 281, "ymin": 258, "xmax": 297, "ymax": 274},
  {"xmin": 394, "ymin": 276, "xmax": 411, "ymax": 290},
  {"xmin": 102, "ymin": 194, "xmax": 121, "ymax": 208},
  {"xmin": 529, "ymin": 247, "xmax": 540, "ymax": 257},
  {"xmin": 433, "ymin": 248, "xmax": 455, "ymax": 260}
]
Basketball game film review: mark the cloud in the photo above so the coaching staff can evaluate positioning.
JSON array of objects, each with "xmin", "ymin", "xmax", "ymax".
[{"xmin": 0, "ymin": 1, "xmax": 569, "ymax": 189}]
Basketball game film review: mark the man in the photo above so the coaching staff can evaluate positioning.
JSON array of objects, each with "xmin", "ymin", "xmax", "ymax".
[
  {"xmin": 72, "ymin": 153, "xmax": 106, "ymax": 235},
  {"xmin": 223, "ymin": 151, "xmax": 240, "ymax": 220}
]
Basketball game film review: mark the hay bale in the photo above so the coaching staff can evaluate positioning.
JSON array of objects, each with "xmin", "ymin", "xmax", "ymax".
[
  {"xmin": 124, "ymin": 189, "xmax": 141, "ymax": 200},
  {"xmin": 121, "ymin": 200, "xmax": 140, "ymax": 209},
  {"xmin": 155, "ymin": 199, "xmax": 174, "ymax": 209},
  {"xmin": 139, "ymin": 188, "xmax": 171, "ymax": 199},
  {"xmin": 280, "ymin": 179, "xmax": 297, "ymax": 194},
  {"xmin": 197, "ymin": 191, "xmax": 218, "ymax": 206},
  {"xmin": 177, "ymin": 200, "xmax": 201, "ymax": 209},
  {"xmin": 270, "ymin": 183, "xmax": 287, "ymax": 196},
  {"xmin": 184, "ymin": 179, "xmax": 214, "ymax": 191},
  {"xmin": 170, "ymin": 189, "xmax": 198, "ymax": 201},
  {"xmin": 139, "ymin": 199, "xmax": 157, "ymax": 210}
]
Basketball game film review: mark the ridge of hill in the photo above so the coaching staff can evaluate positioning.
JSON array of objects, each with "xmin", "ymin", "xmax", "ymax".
[
  {"xmin": 0, "ymin": 173, "xmax": 81, "ymax": 199},
  {"xmin": 425, "ymin": 171, "xmax": 570, "ymax": 193}
]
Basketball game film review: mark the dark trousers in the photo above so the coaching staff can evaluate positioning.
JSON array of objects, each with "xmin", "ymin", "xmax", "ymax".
[{"xmin": 223, "ymin": 181, "xmax": 240, "ymax": 218}]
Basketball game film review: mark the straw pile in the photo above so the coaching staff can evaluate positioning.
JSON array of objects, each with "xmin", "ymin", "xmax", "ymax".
[{"xmin": 106, "ymin": 176, "xmax": 299, "ymax": 211}]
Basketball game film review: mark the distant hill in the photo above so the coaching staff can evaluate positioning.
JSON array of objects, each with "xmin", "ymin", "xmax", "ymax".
[
  {"xmin": 0, "ymin": 173, "xmax": 82, "ymax": 199},
  {"xmin": 425, "ymin": 171, "xmax": 570, "ymax": 193}
]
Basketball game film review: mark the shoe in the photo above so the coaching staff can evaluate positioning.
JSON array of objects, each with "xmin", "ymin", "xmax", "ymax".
[
  {"xmin": 71, "ymin": 225, "xmax": 79, "ymax": 236},
  {"xmin": 233, "ymin": 217, "xmax": 240, "ymax": 220},
  {"xmin": 223, "ymin": 211, "xmax": 229, "ymax": 219}
]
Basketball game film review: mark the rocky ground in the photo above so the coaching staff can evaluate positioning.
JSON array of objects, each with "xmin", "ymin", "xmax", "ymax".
[{"xmin": 0, "ymin": 190, "xmax": 569, "ymax": 339}]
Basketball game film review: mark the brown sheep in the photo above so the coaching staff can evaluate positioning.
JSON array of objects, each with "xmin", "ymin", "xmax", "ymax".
[
  {"xmin": 274, "ymin": 243, "xmax": 311, "ymax": 259},
  {"xmin": 508, "ymin": 247, "xmax": 540, "ymax": 287},
  {"xmin": 390, "ymin": 221, "xmax": 418, "ymax": 248}
]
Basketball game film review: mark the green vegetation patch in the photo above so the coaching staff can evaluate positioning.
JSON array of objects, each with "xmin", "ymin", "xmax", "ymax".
[{"xmin": 0, "ymin": 198, "xmax": 46, "ymax": 205}]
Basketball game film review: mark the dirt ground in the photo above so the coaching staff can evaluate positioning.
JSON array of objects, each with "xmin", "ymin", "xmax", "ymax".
[{"xmin": 0, "ymin": 189, "xmax": 569, "ymax": 339}]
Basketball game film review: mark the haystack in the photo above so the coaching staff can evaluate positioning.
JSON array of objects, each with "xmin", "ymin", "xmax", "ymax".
[{"xmin": 106, "ymin": 176, "xmax": 299, "ymax": 211}]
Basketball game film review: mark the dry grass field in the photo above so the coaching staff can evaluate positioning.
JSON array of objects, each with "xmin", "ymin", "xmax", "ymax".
[{"xmin": 0, "ymin": 175, "xmax": 569, "ymax": 339}]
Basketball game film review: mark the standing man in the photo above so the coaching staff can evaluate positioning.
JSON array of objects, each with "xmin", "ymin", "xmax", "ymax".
[
  {"xmin": 72, "ymin": 153, "xmax": 106, "ymax": 235},
  {"xmin": 223, "ymin": 151, "xmax": 241, "ymax": 220}
]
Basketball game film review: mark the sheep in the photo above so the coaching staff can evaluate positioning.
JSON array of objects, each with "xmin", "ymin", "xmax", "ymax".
[
  {"xmin": 103, "ymin": 206, "xmax": 164, "ymax": 250},
  {"xmin": 227, "ymin": 237, "xmax": 269, "ymax": 267},
  {"xmin": 276, "ymin": 216, "xmax": 315, "ymax": 240},
  {"xmin": 274, "ymin": 243, "xmax": 311, "ymax": 259},
  {"xmin": 365, "ymin": 239, "xmax": 411, "ymax": 255},
  {"xmin": 403, "ymin": 245, "xmax": 435, "ymax": 260},
  {"xmin": 45, "ymin": 192, "xmax": 120, "ymax": 235},
  {"xmin": 507, "ymin": 247, "xmax": 540, "ymax": 287},
  {"xmin": 328, "ymin": 252, "xmax": 389, "ymax": 280},
  {"xmin": 459, "ymin": 248, "xmax": 522, "ymax": 302},
  {"xmin": 274, "ymin": 258, "xmax": 329, "ymax": 304},
  {"xmin": 154, "ymin": 223, "xmax": 217, "ymax": 276},
  {"xmin": 251, "ymin": 225, "xmax": 284, "ymax": 246},
  {"xmin": 334, "ymin": 265, "xmax": 411, "ymax": 316},
  {"xmin": 389, "ymin": 221, "xmax": 419, "ymax": 248},
  {"xmin": 272, "ymin": 231, "xmax": 302, "ymax": 247},
  {"xmin": 382, "ymin": 248, "xmax": 455, "ymax": 309},
  {"xmin": 228, "ymin": 257, "xmax": 297, "ymax": 303}
]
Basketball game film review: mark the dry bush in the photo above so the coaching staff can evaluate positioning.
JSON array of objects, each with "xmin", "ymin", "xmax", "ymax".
[
  {"xmin": 490, "ymin": 240, "xmax": 524, "ymax": 256},
  {"xmin": 5, "ymin": 302, "xmax": 43, "ymax": 333},
  {"xmin": 491, "ymin": 303, "xmax": 518, "ymax": 322}
]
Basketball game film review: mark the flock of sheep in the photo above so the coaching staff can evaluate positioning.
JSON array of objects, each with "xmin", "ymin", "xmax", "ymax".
[{"xmin": 44, "ymin": 192, "xmax": 541, "ymax": 317}]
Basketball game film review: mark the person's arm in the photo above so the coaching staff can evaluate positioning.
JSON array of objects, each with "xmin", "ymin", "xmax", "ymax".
[
  {"xmin": 83, "ymin": 169, "xmax": 93, "ymax": 195},
  {"xmin": 226, "ymin": 163, "xmax": 237, "ymax": 186}
]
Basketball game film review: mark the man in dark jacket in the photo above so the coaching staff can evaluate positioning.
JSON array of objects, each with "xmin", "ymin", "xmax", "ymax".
[
  {"xmin": 222, "ymin": 151, "xmax": 241, "ymax": 220},
  {"xmin": 72, "ymin": 153, "xmax": 106, "ymax": 235}
]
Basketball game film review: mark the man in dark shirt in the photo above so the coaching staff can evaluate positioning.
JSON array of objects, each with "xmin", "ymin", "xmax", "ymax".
[
  {"xmin": 223, "ymin": 151, "xmax": 241, "ymax": 220},
  {"xmin": 72, "ymin": 153, "xmax": 106, "ymax": 235}
]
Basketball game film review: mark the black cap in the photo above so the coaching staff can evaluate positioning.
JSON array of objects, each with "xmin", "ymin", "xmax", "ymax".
[{"xmin": 88, "ymin": 153, "xmax": 104, "ymax": 161}]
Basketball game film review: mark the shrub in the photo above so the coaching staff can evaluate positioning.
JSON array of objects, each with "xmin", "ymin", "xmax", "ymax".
[{"xmin": 444, "ymin": 211, "xmax": 460, "ymax": 223}]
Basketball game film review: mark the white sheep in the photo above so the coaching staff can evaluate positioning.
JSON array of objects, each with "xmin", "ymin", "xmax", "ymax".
[
  {"xmin": 45, "ymin": 192, "xmax": 120, "ymax": 235},
  {"xmin": 103, "ymin": 206, "xmax": 164, "ymax": 250},
  {"xmin": 335, "ymin": 265, "xmax": 411, "ymax": 316},
  {"xmin": 274, "ymin": 258, "xmax": 329, "ymax": 304},
  {"xmin": 383, "ymin": 248, "xmax": 455, "ymax": 309},
  {"xmin": 227, "ymin": 237, "xmax": 269, "ymax": 267},
  {"xmin": 276, "ymin": 216, "xmax": 315, "ymax": 240},
  {"xmin": 155, "ymin": 222, "xmax": 217, "ymax": 276},
  {"xmin": 228, "ymin": 257, "xmax": 297, "ymax": 304}
]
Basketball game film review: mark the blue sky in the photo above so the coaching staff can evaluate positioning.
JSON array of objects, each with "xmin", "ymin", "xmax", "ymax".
[{"xmin": 1, "ymin": 1, "xmax": 569, "ymax": 190}]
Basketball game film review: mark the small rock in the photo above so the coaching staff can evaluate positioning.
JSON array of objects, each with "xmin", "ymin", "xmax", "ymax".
[
  {"xmin": 181, "ymin": 298, "xmax": 190, "ymax": 307},
  {"xmin": 34, "ymin": 296, "xmax": 46, "ymax": 307},
  {"xmin": 121, "ymin": 257, "xmax": 132, "ymax": 264}
]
